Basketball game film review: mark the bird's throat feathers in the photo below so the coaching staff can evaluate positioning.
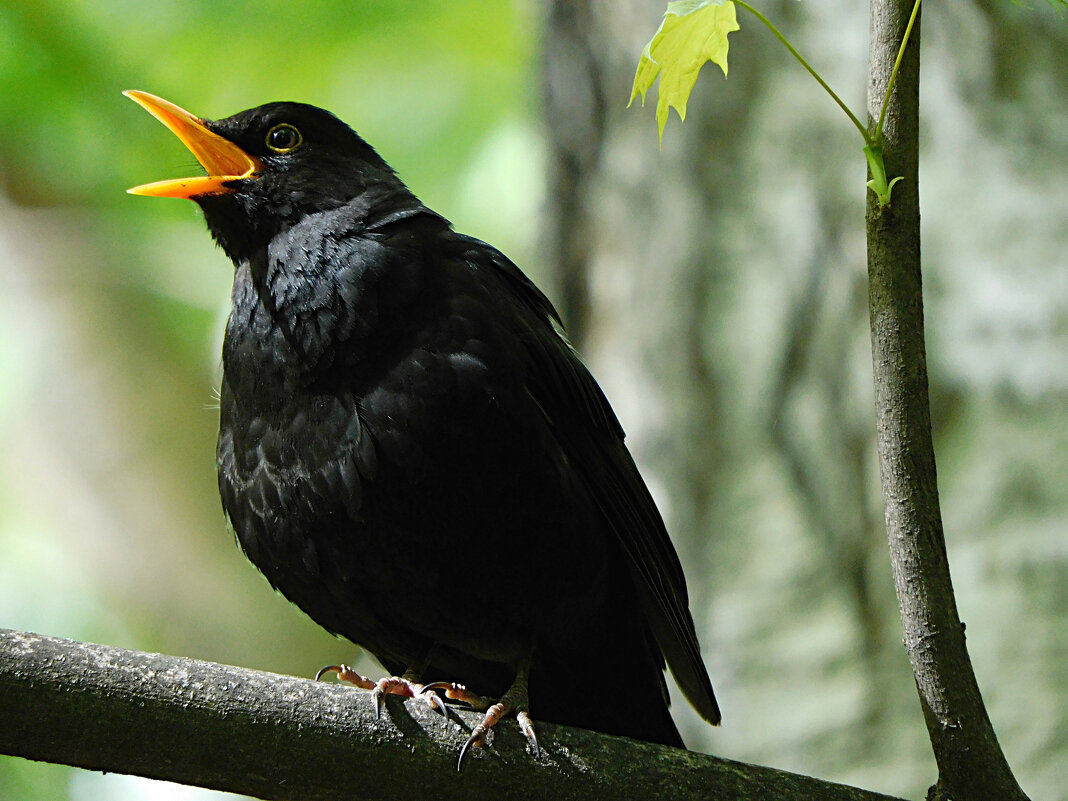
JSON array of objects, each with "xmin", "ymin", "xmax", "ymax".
[{"xmin": 223, "ymin": 189, "xmax": 446, "ymax": 375}]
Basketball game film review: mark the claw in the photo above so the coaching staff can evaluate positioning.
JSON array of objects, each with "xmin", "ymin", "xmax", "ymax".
[
  {"xmin": 517, "ymin": 710, "xmax": 539, "ymax": 759},
  {"xmin": 407, "ymin": 680, "xmax": 452, "ymax": 720},
  {"xmin": 454, "ymin": 660, "xmax": 537, "ymax": 770},
  {"xmin": 458, "ymin": 728, "xmax": 482, "ymax": 769},
  {"xmin": 457, "ymin": 701, "xmax": 503, "ymax": 769},
  {"xmin": 314, "ymin": 664, "xmax": 336, "ymax": 682},
  {"xmin": 427, "ymin": 692, "xmax": 450, "ymax": 720}
]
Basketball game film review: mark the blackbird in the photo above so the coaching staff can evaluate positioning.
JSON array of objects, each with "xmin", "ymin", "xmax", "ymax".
[{"xmin": 125, "ymin": 90, "xmax": 720, "ymax": 755}]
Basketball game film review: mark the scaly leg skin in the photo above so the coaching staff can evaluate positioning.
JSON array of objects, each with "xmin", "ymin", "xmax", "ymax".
[
  {"xmin": 315, "ymin": 664, "xmax": 450, "ymax": 721},
  {"xmin": 419, "ymin": 680, "xmax": 493, "ymax": 711},
  {"xmin": 430, "ymin": 659, "xmax": 538, "ymax": 769}
]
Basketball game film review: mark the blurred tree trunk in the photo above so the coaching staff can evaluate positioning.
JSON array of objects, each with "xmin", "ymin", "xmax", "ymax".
[
  {"xmin": 540, "ymin": 0, "xmax": 892, "ymax": 749},
  {"xmin": 540, "ymin": 0, "xmax": 1066, "ymax": 794},
  {"xmin": 541, "ymin": 0, "xmax": 778, "ymax": 635}
]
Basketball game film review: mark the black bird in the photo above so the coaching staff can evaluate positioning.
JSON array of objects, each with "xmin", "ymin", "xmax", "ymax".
[{"xmin": 125, "ymin": 90, "xmax": 720, "ymax": 755}]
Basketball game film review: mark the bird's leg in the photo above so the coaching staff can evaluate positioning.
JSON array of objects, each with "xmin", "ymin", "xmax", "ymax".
[
  {"xmin": 315, "ymin": 663, "xmax": 450, "ymax": 720},
  {"xmin": 446, "ymin": 657, "xmax": 538, "ymax": 769}
]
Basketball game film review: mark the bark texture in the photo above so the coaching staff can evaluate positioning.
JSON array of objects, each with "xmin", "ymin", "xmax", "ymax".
[
  {"xmin": 865, "ymin": 4, "xmax": 1028, "ymax": 800},
  {"xmin": 0, "ymin": 629, "xmax": 907, "ymax": 801}
]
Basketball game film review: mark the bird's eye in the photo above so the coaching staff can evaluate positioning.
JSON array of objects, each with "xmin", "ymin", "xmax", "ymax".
[{"xmin": 265, "ymin": 124, "xmax": 302, "ymax": 153}]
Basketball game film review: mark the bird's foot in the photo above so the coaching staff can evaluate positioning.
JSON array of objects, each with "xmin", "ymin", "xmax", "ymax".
[
  {"xmin": 420, "ymin": 680, "xmax": 493, "ymax": 711},
  {"xmin": 459, "ymin": 699, "xmax": 538, "ymax": 767},
  {"xmin": 426, "ymin": 662, "xmax": 538, "ymax": 769},
  {"xmin": 315, "ymin": 664, "xmax": 450, "ymax": 720}
]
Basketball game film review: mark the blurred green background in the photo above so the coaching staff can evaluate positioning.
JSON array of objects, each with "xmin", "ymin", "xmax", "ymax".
[{"xmin": 1, "ymin": 1, "xmax": 1065, "ymax": 800}]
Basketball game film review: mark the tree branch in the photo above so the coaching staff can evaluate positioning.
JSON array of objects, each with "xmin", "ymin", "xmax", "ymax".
[
  {"xmin": 865, "ymin": 4, "xmax": 1029, "ymax": 800},
  {"xmin": 0, "ymin": 628, "xmax": 904, "ymax": 801}
]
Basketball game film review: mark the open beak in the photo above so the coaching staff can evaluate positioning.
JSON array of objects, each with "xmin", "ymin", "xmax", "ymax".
[{"xmin": 125, "ymin": 90, "xmax": 262, "ymax": 199}]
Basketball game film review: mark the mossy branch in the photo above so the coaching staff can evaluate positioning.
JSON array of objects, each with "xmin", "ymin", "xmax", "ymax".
[{"xmin": 0, "ymin": 628, "xmax": 906, "ymax": 801}]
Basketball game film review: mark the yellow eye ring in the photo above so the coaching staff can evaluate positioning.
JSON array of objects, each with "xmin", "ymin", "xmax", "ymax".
[{"xmin": 265, "ymin": 124, "xmax": 302, "ymax": 153}]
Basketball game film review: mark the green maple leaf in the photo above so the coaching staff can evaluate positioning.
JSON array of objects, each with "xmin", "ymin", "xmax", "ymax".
[{"xmin": 629, "ymin": 0, "xmax": 740, "ymax": 142}]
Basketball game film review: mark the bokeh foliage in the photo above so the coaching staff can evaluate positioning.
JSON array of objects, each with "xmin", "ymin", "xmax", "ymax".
[{"xmin": 1, "ymin": 2, "xmax": 540, "ymax": 799}]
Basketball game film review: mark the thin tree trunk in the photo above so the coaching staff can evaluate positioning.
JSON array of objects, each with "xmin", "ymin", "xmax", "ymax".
[{"xmin": 865, "ymin": 4, "xmax": 1028, "ymax": 799}]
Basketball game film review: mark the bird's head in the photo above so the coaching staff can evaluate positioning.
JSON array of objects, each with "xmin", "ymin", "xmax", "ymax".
[{"xmin": 125, "ymin": 90, "xmax": 403, "ymax": 263}]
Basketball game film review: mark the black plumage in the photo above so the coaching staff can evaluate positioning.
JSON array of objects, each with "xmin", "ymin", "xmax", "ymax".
[{"xmin": 127, "ymin": 93, "xmax": 720, "ymax": 749}]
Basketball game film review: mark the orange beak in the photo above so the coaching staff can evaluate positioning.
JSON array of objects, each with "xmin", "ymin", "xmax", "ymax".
[{"xmin": 125, "ymin": 90, "xmax": 262, "ymax": 199}]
